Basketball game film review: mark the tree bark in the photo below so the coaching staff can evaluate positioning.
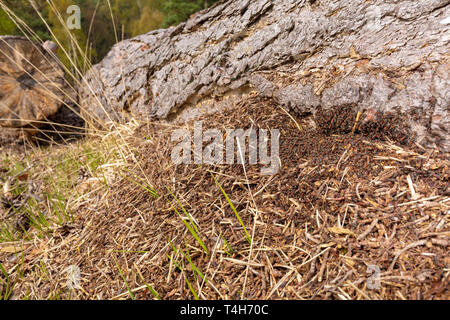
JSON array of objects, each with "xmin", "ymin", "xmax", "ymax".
[
  {"xmin": 80, "ymin": 0, "xmax": 450, "ymax": 151},
  {"xmin": 0, "ymin": 36, "xmax": 69, "ymax": 128}
]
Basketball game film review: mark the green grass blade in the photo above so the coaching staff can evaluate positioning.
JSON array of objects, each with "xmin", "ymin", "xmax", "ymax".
[
  {"xmin": 220, "ymin": 232, "xmax": 234, "ymax": 256},
  {"xmin": 185, "ymin": 275, "xmax": 199, "ymax": 300},
  {"xmin": 182, "ymin": 241, "xmax": 206, "ymax": 282},
  {"xmin": 167, "ymin": 191, "xmax": 209, "ymax": 254},
  {"xmin": 0, "ymin": 262, "xmax": 9, "ymax": 281},
  {"xmin": 112, "ymin": 255, "xmax": 135, "ymax": 300},
  {"xmin": 0, "ymin": 262, "xmax": 14, "ymax": 300},
  {"xmin": 167, "ymin": 188, "xmax": 199, "ymax": 233},
  {"xmin": 167, "ymin": 253, "xmax": 199, "ymax": 300},
  {"xmin": 136, "ymin": 272, "xmax": 161, "ymax": 300},
  {"xmin": 211, "ymin": 173, "xmax": 251, "ymax": 244},
  {"xmin": 120, "ymin": 169, "xmax": 159, "ymax": 198}
]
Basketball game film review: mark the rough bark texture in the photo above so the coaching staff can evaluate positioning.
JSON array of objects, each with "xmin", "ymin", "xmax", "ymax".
[
  {"xmin": 0, "ymin": 36, "xmax": 69, "ymax": 128},
  {"xmin": 80, "ymin": 0, "xmax": 450, "ymax": 150}
]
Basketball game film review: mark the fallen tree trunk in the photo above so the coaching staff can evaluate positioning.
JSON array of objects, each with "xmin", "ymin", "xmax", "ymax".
[
  {"xmin": 80, "ymin": 0, "xmax": 450, "ymax": 151},
  {"xmin": 0, "ymin": 36, "xmax": 70, "ymax": 128}
]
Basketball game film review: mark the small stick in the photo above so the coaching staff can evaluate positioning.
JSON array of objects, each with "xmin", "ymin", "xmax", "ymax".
[
  {"xmin": 388, "ymin": 240, "xmax": 427, "ymax": 271},
  {"xmin": 317, "ymin": 250, "xmax": 329, "ymax": 283},
  {"xmin": 352, "ymin": 111, "xmax": 362, "ymax": 134},
  {"xmin": 357, "ymin": 219, "xmax": 379, "ymax": 241},
  {"xmin": 406, "ymin": 175, "xmax": 418, "ymax": 200}
]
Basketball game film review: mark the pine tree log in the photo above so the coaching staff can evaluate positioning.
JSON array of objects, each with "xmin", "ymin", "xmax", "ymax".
[
  {"xmin": 0, "ymin": 36, "xmax": 69, "ymax": 128},
  {"xmin": 80, "ymin": 0, "xmax": 450, "ymax": 150}
]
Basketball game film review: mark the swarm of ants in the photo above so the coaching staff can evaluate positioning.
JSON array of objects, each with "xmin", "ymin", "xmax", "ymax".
[{"xmin": 315, "ymin": 104, "xmax": 413, "ymax": 145}]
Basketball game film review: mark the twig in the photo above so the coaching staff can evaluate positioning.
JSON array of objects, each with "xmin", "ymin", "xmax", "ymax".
[
  {"xmin": 388, "ymin": 240, "xmax": 427, "ymax": 271},
  {"xmin": 357, "ymin": 219, "xmax": 378, "ymax": 241}
]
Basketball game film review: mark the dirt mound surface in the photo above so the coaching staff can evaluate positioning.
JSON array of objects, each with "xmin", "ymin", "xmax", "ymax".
[{"xmin": 3, "ymin": 97, "xmax": 449, "ymax": 300}]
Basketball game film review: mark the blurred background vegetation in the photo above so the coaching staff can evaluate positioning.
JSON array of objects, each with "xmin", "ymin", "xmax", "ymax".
[{"xmin": 0, "ymin": 0, "xmax": 219, "ymax": 66}]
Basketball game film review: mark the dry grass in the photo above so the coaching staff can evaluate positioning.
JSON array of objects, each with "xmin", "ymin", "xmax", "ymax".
[
  {"xmin": 0, "ymin": 1, "xmax": 448, "ymax": 301},
  {"xmin": 1, "ymin": 97, "xmax": 448, "ymax": 300}
]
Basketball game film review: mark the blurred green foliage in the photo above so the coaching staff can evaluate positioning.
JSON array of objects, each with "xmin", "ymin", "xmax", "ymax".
[
  {"xmin": 162, "ymin": 0, "xmax": 218, "ymax": 28},
  {"xmin": 0, "ymin": 0, "xmax": 220, "ymax": 67}
]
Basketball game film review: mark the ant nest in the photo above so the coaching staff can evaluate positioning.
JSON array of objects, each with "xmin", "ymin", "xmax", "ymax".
[{"xmin": 315, "ymin": 105, "xmax": 413, "ymax": 145}]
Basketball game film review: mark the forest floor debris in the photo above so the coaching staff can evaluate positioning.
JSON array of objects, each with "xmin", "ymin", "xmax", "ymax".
[{"xmin": 0, "ymin": 97, "xmax": 448, "ymax": 300}]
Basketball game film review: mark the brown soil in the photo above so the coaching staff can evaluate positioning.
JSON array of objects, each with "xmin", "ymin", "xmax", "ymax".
[{"xmin": 2, "ymin": 97, "xmax": 449, "ymax": 300}]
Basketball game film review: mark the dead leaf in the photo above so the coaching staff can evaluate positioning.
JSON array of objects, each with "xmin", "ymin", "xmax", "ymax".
[
  {"xmin": 328, "ymin": 226, "xmax": 355, "ymax": 236},
  {"xmin": 0, "ymin": 245, "xmax": 24, "ymax": 253},
  {"xmin": 350, "ymin": 46, "xmax": 361, "ymax": 59},
  {"xmin": 2, "ymin": 179, "xmax": 11, "ymax": 196},
  {"xmin": 344, "ymin": 257, "xmax": 355, "ymax": 267},
  {"xmin": 17, "ymin": 173, "xmax": 29, "ymax": 181}
]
